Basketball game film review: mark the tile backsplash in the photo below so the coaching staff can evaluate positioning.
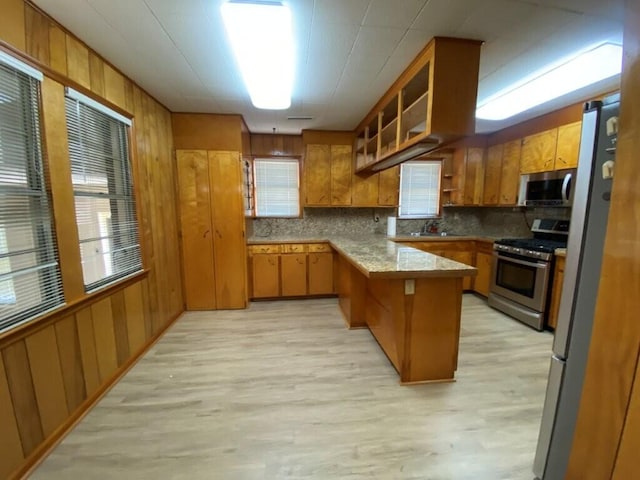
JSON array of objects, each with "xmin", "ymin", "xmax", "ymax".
[{"xmin": 251, "ymin": 206, "xmax": 572, "ymax": 239}]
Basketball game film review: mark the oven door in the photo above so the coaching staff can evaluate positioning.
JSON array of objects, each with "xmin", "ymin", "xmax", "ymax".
[{"xmin": 490, "ymin": 252, "xmax": 550, "ymax": 312}]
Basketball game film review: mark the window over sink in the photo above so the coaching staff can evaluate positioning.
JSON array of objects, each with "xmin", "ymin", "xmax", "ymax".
[
  {"xmin": 253, "ymin": 158, "xmax": 300, "ymax": 218},
  {"xmin": 398, "ymin": 160, "xmax": 441, "ymax": 218}
]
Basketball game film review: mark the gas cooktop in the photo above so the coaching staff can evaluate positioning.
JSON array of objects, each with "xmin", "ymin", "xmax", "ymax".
[{"xmin": 494, "ymin": 238, "xmax": 567, "ymax": 254}]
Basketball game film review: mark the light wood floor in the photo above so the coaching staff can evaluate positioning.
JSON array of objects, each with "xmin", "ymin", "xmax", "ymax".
[{"xmin": 31, "ymin": 295, "xmax": 553, "ymax": 480}]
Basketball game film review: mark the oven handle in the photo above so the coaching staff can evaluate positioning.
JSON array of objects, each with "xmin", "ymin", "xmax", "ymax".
[{"xmin": 493, "ymin": 252, "xmax": 548, "ymax": 269}]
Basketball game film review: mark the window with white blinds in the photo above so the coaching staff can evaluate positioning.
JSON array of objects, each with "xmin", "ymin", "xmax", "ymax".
[
  {"xmin": 0, "ymin": 53, "xmax": 64, "ymax": 332},
  {"xmin": 65, "ymin": 88, "xmax": 141, "ymax": 291},
  {"xmin": 399, "ymin": 160, "xmax": 442, "ymax": 218},
  {"xmin": 254, "ymin": 158, "xmax": 300, "ymax": 217}
]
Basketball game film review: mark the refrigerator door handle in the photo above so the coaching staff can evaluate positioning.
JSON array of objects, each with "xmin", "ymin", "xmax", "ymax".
[{"xmin": 561, "ymin": 173, "xmax": 572, "ymax": 204}]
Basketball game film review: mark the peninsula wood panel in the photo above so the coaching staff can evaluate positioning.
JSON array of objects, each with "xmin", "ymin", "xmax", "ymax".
[
  {"xmin": 176, "ymin": 150, "xmax": 217, "ymax": 310},
  {"xmin": 304, "ymin": 144, "xmax": 331, "ymax": 205},
  {"xmin": 567, "ymin": 5, "xmax": 640, "ymax": 478},
  {"xmin": 209, "ymin": 150, "xmax": 248, "ymax": 309},
  {"xmin": 0, "ymin": 4, "xmax": 183, "ymax": 478},
  {"xmin": 0, "ymin": 355, "xmax": 24, "ymax": 480}
]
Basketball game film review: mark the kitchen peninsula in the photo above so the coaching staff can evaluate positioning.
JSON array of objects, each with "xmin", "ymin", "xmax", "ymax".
[{"xmin": 248, "ymin": 236, "xmax": 477, "ymax": 384}]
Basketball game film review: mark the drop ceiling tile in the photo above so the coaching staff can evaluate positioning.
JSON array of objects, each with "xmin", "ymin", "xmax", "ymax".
[
  {"xmin": 363, "ymin": 0, "xmax": 427, "ymax": 28},
  {"xmin": 456, "ymin": 0, "xmax": 538, "ymax": 43},
  {"xmin": 410, "ymin": 0, "xmax": 480, "ymax": 36},
  {"xmin": 313, "ymin": 0, "xmax": 371, "ymax": 26},
  {"xmin": 351, "ymin": 26, "xmax": 407, "ymax": 59}
]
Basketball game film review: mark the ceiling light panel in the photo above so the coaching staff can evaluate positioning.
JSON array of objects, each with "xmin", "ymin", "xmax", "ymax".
[
  {"xmin": 221, "ymin": 1, "xmax": 294, "ymax": 110},
  {"xmin": 476, "ymin": 42, "xmax": 622, "ymax": 120}
]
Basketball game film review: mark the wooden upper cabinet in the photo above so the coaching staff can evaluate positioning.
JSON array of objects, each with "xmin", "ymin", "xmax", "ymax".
[
  {"xmin": 483, "ymin": 144, "xmax": 503, "ymax": 205},
  {"xmin": 463, "ymin": 147, "xmax": 485, "ymax": 205},
  {"xmin": 304, "ymin": 144, "xmax": 331, "ymax": 205},
  {"xmin": 330, "ymin": 145, "xmax": 352, "ymax": 206},
  {"xmin": 555, "ymin": 121, "xmax": 582, "ymax": 170},
  {"xmin": 448, "ymin": 148, "xmax": 466, "ymax": 206},
  {"xmin": 378, "ymin": 166, "xmax": 400, "ymax": 206},
  {"xmin": 500, "ymin": 140, "xmax": 522, "ymax": 205},
  {"xmin": 520, "ymin": 128, "xmax": 558, "ymax": 174},
  {"xmin": 354, "ymin": 37, "xmax": 482, "ymax": 174}
]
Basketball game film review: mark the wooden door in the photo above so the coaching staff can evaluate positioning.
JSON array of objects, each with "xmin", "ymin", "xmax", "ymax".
[
  {"xmin": 251, "ymin": 254, "xmax": 279, "ymax": 298},
  {"xmin": 281, "ymin": 254, "xmax": 307, "ymax": 296},
  {"xmin": 176, "ymin": 150, "xmax": 216, "ymax": 310},
  {"xmin": 304, "ymin": 144, "xmax": 331, "ymax": 205},
  {"xmin": 463, "ymin": 147, "xmax": 485, "ymax": 205},
  {"xmin": 378, "ymin": 166, "xmax": 399, "ymax": 206},
  {"xmin": 330, "ymin": 145, "xmax": 352, "ymax": 205},
  {"xmin": 555, "ymin": 121, "xmax": 582, "ymax": 170},
  {"xmin": 520, "ymin": 128, "xmax": 558, "ymax": 173},
  {"xmin": 483, "ymin": 144, "xmax": 503, "ymax": 205},
  {"xmin": 352, "ymin": 172, "xmax": 378, "ymax": 206},
  {"xmin": 474, "ymin": 252, "xmax": 493, "ymax": 297},
  {"xmin": 547, "ymin": 256, "xmax": 565, "ymax": 329},
  {"xmin": 209, "ymin": 151, "xmax": 247, "ymax": 309},
  {"xmin": 500, "ymin": 140, "xmax": 521, "ymax": 205},
  {"xmin": 308, "ymin": 252, "xmax": 334, "ymax": 295}
]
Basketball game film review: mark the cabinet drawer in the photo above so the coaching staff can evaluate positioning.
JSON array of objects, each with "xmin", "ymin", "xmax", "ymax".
[
  {"xmin": 282, "ymin": 244, "xmax": 307, "ymax": 253},
  {"xmin": 307, "ymin": 243, "xmax": 332, "ymax": 253},
  {"xmin": 249, "ymin": 244, "xmax": 281, "ymax": 254}
]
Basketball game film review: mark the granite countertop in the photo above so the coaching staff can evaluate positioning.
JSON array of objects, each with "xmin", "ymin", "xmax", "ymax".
[
  {"xmin": 555, "ymin": 248, "xmax": 567, "ymax": 257},
  {"xmin": 248, "ymin": 234, "xmax": 478, "ymax": 279},
  {"xmin": 247, "ymin": 234, "xmax": 497, "ymax": 244}
]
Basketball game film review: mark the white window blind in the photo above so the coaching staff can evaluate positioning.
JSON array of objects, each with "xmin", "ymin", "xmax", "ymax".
[
  {"xmin": 0, "ymin": 56, "xmax": 64, "ymax": 332},
  {"xmin": 399, "ymin": 160, "xmax": 441, "ymax": 218},
  {"xmin": 254, "ymin": 158, "xmax": 299, "ymax": 217},
  {"xmin": 65, "ymin": 90, "xmax": 141, "ymax": 291}
]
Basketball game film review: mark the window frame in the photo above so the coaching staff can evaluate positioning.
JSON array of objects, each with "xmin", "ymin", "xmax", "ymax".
[
  {"xmin": 64, "ymin": 87, "xmax": 142, "ymax": 293},
  {"xmin": 0, "ymin": 52, "xmax": 65, "ymax": 333},
  {"xmin": 398, "ymin": 160, "xmax": 442, "ymax": 219},
  {"xmin": 251, "ymin": 157, "xmax": 301, "ymax": 218}
]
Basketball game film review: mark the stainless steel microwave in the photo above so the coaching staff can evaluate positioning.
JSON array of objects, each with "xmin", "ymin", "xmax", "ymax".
[{"xmin": 518, "ymin": 168, "xmax": 576, "ymax": 207}]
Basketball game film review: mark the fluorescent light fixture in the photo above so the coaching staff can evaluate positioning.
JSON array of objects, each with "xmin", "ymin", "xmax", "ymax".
[
  {"xmin": 221, "ymin": 1, "xmax": 294, "ymax": 110},
  {"xmin": 476, "ymin": 43, "xmax": 623, "ymax": 121}
]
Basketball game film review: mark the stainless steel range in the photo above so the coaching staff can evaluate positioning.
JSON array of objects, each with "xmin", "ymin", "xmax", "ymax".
[{"xmin": 488, "ymin": 219, "xmax": 569, "ymax": 331}]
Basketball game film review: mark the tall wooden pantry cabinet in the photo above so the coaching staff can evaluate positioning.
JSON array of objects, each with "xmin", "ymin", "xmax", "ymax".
[{"xmin": 176, "ymin": 149, "xmax": 247, "ymax": 310}]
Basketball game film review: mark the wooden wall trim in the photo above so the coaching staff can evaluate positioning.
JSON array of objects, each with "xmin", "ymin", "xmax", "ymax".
[
  {"xmin": 302, "ymin": 130, "xmax": 355, "ymax": 146},
  {"xmin": 0, "ymin": 271, "xmax": 149, "ymax": 348},
  {"xmin": 10, "ymin": 308, "xmax": 184, "ymax": 480}
]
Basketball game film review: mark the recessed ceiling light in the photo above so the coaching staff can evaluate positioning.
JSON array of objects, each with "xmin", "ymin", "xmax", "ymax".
[
  {"xmin": 476, "ymin": 42, "xmax": 623, "ymax": 121},
  {"xmin": 221, "ymin": 1, "xmax": 294, "ymax": 110}
]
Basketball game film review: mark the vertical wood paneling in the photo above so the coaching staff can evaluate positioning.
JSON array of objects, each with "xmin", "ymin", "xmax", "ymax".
[
  {"xmin": 54, "ymin": 315, "xmax": 87, "ymax": 413},
  {"xmin": 0, "ymin": 0, "xmax": 26, "ymax": 50},
  {"xmin": 75, "ymin": 307, "xmax": 100, "ymax": 395},
  {"xmin": 110, "ymin": 290, "xmax": 130, "ymax": 366},
  {"xmin": 0, "ymin": 355, "xmax": 24, "ymax": 480},
  {"xmin": 176, "ymin": 150, "xmax": 217, "ymax": 310},
  {"xmin": 141, "ymin": 278, "xmax": 154, "ymax": 342},
  {"xmin": 104, "ymin": 63, "xmax": 126, "ymax": 109},
  {"xmin": 209, "ymin": 150, "xmax": 248, "ymax": 309},
  {"xmin": 612, "ymin": 350, "xmax": 640, "ymax": 479},
  {"xmin": 48, "ymin": 24, "xmax": 67, "ymax": 75},
  {"xmin": 65, "ymin": 34, "xmax": 90, "ymax": 89},
  {"xmin": 2, "ymin": 341, "xmax": 44, "ymax": 456},
  {"xmin": 41, "ymin": 77, "xmax": 85, "ymax": 303},
  {"xmin": 124, "ymin": 282, "xmax": 147, "ymax": 353},
  {"xmin": 89, "ymin": 53, "xmax": 105, "ymax": 97},
  {"xmin": 24, "ymin": 4, "xmax": 50, "ymax": 65},
  {"xmin": 24, "ymin": 326, "xmax": 69, "ymax": 436},
  {"xmin": 91, "ymin": 299, "xmax": 118, "ymax": 382}
]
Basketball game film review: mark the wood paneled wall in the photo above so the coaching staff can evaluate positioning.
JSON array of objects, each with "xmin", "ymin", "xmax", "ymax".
[
  {"xmin": 566, "ymin": 2, "xmax": 640, "ymax": 478},
  {"xmin": 0, "ymin": 2, "xmax": 184, "ymax": 478},
  {"xmin": 250, "ymin": 133, "xmax": 304, "ymax": 157},
  {"xmin": 171, "ymin": 113, "xmax": 245, "ymax": 151}
]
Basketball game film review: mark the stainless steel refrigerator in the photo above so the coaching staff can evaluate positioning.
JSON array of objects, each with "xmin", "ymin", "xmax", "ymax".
[{"xmin": 533, "ymin": 94, "xmax": 620, "ymax": 479}]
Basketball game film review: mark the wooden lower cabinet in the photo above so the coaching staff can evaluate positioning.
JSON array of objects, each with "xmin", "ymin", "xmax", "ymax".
[
  {"xmin": 547, "ymin": 255, "xmax": 565, "ymax": 329},
  {"xmin": 474, "ymin": 251, "xmax": 493, "ymax": 297},
  {"xmin": 442, "ymin": 251, "xmax": 474, "ymax": 290},
  {"xmin": 249, "ymin": 243, "xmax": 335, "ymax": 299},
  {"xmin": 402, "ymin": 241, "xmax": 475, "ymax": 291},
  {"xmin": 281, "ymin": 254, "xmax": 307, "ymax": 296},
  {"xmin": 251, "ymin": 254, "xmax": 280, "ymax": 298}
]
